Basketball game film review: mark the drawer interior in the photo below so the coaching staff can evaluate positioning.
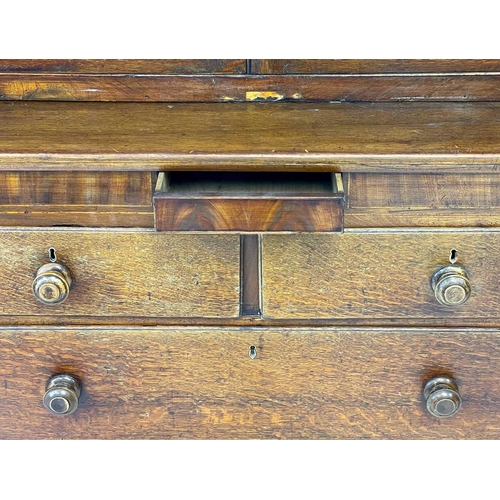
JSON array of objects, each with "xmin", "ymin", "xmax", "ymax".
[{"xmin": 163, "ymin": 171, "xmax": 340, "ymax": 196}]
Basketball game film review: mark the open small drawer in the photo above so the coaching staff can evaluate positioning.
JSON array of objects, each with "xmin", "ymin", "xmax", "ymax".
[{"xmin": 153, "ymin": 171, "xmax": 345, "ymax": 232}]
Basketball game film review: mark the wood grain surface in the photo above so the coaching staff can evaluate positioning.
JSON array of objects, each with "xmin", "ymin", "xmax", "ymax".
[
  {"xmin": 0, "ymin": 171, "xmax": 153, "ymax": 205},
  {"xmin": 251, "ymin": 59, "xmax": 500, "ymax": 74},
  {"xmin": 0, "ymin": 172, "xmax": 155, "ymax": 227},
  {"xmin": 1, "ymin": 74, "xmax": 499, "ymax": 102},
  {"xmin": 0, "ymin": 204, "xmax": 154, "ymax": 228},
  {"xmin": 262, "ymin": 230, "xmax": 500, "ymax": 320},
  {"xmin": 240, "ymin": 235, "xmax": 261, "ymax": 316},
  {"xmin": 1, "ymin": 326, "xmax": 500, "ymax": 439},
  {"xmin": 154, "ymin": 199, "xmax": 343, "ymax": 232},
  {"xmin": 0, "ymin": 229, "xmax": 240, "ymax": 318},
  {"xmin": 0, "ymin": 59, "xmax": 247, "ymax": 74},
  {"xmin": 1, "ymin": 101, "xmax": 500, "ymax": 171},
  {"xmin": 345, "ymin": 173, "xmax": 500, "ymax": 227}
]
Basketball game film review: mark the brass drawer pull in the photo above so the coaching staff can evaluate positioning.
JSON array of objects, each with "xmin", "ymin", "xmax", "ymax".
[
  {"xmin": 431, "ymin": 264, "xmax": 471, "ymax": 307},
  {"xmin": 423, "ymin": 376, "xmax": 462, "ymax": 418},
  {"xmin": 43, "ymin": 374, "xmax": 81, "ymax": 416},
  {"xmin": 32, "ymin": 248, "xmax": 72, "ymax": 306}
]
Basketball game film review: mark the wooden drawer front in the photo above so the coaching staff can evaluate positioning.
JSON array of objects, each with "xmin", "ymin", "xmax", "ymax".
[
  {"xmin": 1, "ymin": 327, "xmax": 499, "ymax": 439},
  {"xmin": 0, "ymin": 230, "xmax": 240, "ymax": 318},
  {"xmin": 154, "ymin": 172, "xmax": 344, "ymax": 233},
  {"xmin": 262, "ymin": 231, "xmax": 500, "ymax": 319}
]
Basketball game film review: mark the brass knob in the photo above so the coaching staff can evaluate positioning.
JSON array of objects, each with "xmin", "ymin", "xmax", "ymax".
[
  {"xmin": 423, "ymin": 376, "xmax": 462, "ymax": 418},
  {"xmin": 33, "ymin": 262, "xmax": 72, "ymax": 305},
  {"xmin": 431, "ymin": 264, "xmax": 471, "ymax": 306},
  {"xmin": 43, "ymin": 374, "xmax": 81, "ymax": 416}
]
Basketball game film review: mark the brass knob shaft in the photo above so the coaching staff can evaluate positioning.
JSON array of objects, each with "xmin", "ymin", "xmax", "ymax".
[
  {"xmin": 43, "ymin": 374, "xmax": 81, "ymax": 416},
  {"xmin": 423, "ymin": 376, "xmax": 462, "ymax": 418},
  {"xmin": 431, "ymin": 264, "xmax": 471, "ymax": 306},
  {"xmin": 33, "ymin": 262, "xmax": 72, "ymax": 305}
]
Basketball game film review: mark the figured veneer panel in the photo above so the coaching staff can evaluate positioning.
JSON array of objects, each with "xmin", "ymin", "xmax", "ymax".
[
  {"xmin": 1, "ymin": 102, "xmax": 500, "ymax": 171},
  {"xmin": 0, "ymin": 229, "xmax": 240, "ymax": 318},
  {"xmin": 262, "ymin": 230, "xmax": 500, "ymax": 320},
  {"xmin": 1, "ymin": 327, "xmax": 500, "ymax": 439}
]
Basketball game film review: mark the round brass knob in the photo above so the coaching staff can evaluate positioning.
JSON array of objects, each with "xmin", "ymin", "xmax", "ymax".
[
  {"xmin": 431, "ymin": 264, "xmax": 471, "ymax": 306},
  {"xmin": 423, "ymin": 376, "xmax": 462, "ymax": 418},
  {"xmin": 33, "ymin": 262, "xmax": 72, "ymax": 305},
  {"xmin": 43, "ymin": 374, "xmax": 81, "ymax": 416}
]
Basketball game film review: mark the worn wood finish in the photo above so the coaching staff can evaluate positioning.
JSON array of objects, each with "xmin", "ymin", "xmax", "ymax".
[
  {"xmin": 1, "ymin": 73, "xmax": 500, "ymax": 102},
  {"xmin": 0, "ymin": 229, "xmax": 240, "ymax": 318},
  {"xmin": 251, "ymin": 59, "xmax": 500, "ymax": 74},
  {"xmin": 1, "ymin": 326, "xmax": 500, "ymax": 439},
  {"xmin": 154, "ymin": 172, "xmax": 344, "ymax": 232},
  {"xmin": 345, "ymin": 173, "xmax": 500, "ymax": 228},
  {"xmin": 0, "ymin": 60, "xmax": 247, "ymax": 74},
  {"xmin": 2, "ymin": 101, "xmax": 500, "ymax": 172},
  {"xmin": 262, "ymin": 230, "xmax": 500, "ymax": 319}
]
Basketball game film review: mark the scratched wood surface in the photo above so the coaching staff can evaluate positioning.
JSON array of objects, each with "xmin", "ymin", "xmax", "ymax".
[
  {"xmin": 262, "ymin": 230, "xmax": 500, "ymax": 320},
  {"xmin": 1, "ymin": 73, "xmax": 499, "ymax": 102},
  {"xmin": 0, "ymin": 230, "xmax": 240, "ymax": 318},
  {"xmin": 345, "ymin": 173, "xmax": 500, "ymax": 227},
  {"xmin": 1, "ymin": 327, "xmax": 499, "ymax": 439},
  {"xmin": 1, "ymin": 101, "xmax": 500, "ymax": 171}
]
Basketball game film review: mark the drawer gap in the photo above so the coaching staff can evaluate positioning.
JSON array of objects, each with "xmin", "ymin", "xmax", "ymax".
[{"xmin": 164, "ymin": 171, "xmax": 339, "ymax": 197}]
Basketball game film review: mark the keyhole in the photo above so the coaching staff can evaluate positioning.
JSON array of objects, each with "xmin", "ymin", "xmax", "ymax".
[
  {"xmin": 249, "ymin": 345, "xmax": 257, "ymax": 359},
  {"xmin": 48, "ymin": 247, "xmax": 57, "ymax": 263},
  {"xmin": 450, "ymin": 249, "xmax": 457, "ymax": 264}
]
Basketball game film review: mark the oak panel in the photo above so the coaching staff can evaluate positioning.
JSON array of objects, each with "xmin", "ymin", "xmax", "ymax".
[
  {"xmin": 0, "ymin": 327, "xmax": 499, "ymax": 439},
  {"xmin": 262, "ymin": 231, "xmax": 500, "ymax": 319},
  {"xmin": 1, "ymin": 102, "xmax": 500, "ymax": 171},
  {"xmin": 0, "ymin": 229, "xmax": 240, "ymax": 318}
]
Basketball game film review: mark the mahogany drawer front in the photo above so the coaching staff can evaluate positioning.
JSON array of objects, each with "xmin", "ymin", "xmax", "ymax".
[
  {"xmin": 0, "ymin": 230, "xmax": 240, "ymax": 318},
  {"xmin": 262, "ymin": 230, "xmax": 500, "ymax": 320},
  {"xmin": 0, "ymin": 327, "xmax": 499, "ymax": 439}
]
